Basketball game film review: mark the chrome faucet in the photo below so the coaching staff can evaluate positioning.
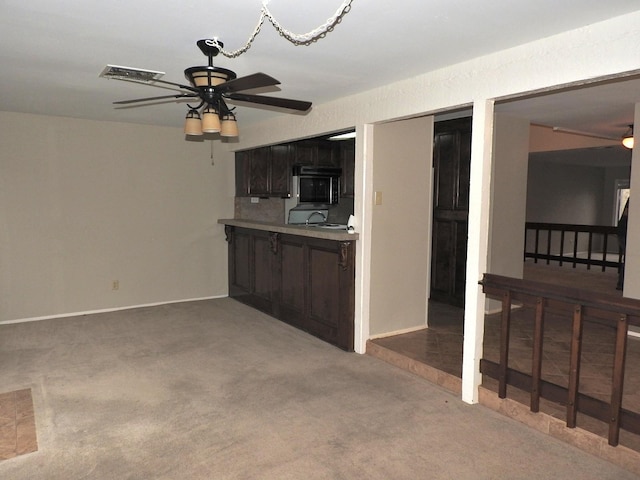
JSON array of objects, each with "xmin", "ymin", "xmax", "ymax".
[{"xmin": 305, "ymin": 210, "xmax": 327, "ymax": 225}]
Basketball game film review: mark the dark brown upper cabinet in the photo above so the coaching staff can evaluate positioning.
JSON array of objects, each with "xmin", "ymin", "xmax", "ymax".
[
  {"xmin": 236, "ymin": 145, "xmax": 292, "ymax": 198},
  {"xmin": 235, "ymin": 138, "xmax": 355, "ymax": 198},
  {"xmin": 338, "ymin": 138, "xmax": 355, "ymax": 198},
  {"xmin": 293, "ymin": 140, "xmax": 340, "ymax": 167},
  {"xmin": 269, "ymin": 144, "xmax": 293, "ymax": 197}
]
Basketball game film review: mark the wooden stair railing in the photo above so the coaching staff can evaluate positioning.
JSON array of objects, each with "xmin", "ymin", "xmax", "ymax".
[
  {"xmin": 524, "ymin": 222, "xmax": 621, "ymax": 271},
  {"xmin": 480, "ymin": 273, "xmax": 640, "ymax": 447}
]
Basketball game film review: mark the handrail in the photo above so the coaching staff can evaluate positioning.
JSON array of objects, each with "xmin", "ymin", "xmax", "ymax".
[
  {"xmin": 524, "ymin": 222, "xmax": 622, "ymax": 271},
  {"xmin": 479, "ymin": 273, "xmax": 640, "ymax": 447}
]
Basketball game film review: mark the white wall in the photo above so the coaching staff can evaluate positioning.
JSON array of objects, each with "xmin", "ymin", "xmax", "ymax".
[
  {"xmin": 485, "ymin": 114, "xmax": 530, "ymax": 312},
  {"xmin": 489, "ymin": 114, "xmax": 530, "ymax": 279},
  {"xmin": 368, "ymin": 117, "xmax": 433, "ymax": 337},
  {"xmin": 526, "ymin": 161, "xmax": 604, "ymax": 224},
  {"xmin": 0, "ymin": 112, "xmax": 234, "ymax": 322},
  {"xmin": 624, "ymin": 102, "xmax": 640, "ymax": 299}
]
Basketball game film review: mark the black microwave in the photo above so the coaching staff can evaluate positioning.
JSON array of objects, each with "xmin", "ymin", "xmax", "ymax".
[{"xmin": 292, "ymin": 165, "xmax": 342, "ymax": 205}]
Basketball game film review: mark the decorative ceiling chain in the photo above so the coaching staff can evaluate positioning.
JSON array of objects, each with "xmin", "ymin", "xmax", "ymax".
[{"xmin": 205, "ymin": 0, "xmax": 354, "ymax": 58}]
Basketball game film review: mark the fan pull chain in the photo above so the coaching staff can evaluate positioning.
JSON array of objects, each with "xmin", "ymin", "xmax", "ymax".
[
  {"xmin": 207, "ymin": 0, "xmax": 354, "ymax": 57},
  {"xmin": 210, "ymin": 140, "xmax": 215, "ymax": 166}
]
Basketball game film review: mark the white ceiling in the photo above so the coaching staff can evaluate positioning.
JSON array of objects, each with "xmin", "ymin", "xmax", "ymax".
[{"xmin": 1, "ymin": 0, "xmax": 640, "ymax": 138}]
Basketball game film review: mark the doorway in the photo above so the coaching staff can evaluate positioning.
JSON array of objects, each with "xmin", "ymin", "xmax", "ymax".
[{"xmin": 430, "ymin": 117, "xmax": 472, "ymax": 308}]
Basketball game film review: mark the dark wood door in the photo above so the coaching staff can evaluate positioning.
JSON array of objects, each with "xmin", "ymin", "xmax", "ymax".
[{"xmin": 430, "ymin": 117, "xmax": 471, "ymax": 307}]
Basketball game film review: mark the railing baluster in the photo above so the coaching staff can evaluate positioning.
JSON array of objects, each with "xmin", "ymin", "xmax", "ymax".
[
  {"xmin": 531, "ymin": 297, "xmax": 545, "ymax": 412},
  {"xmin": 523, "ymin": 223, "xmax": 621, "ymax": 271},
  {"xmin": 498, "ymin": 291, "xmax": 512, "ymax": 398},
  {"xmin": 480, "ymin": 273, "xmax": 640, "ymax": 448},
  {"xmin": 609, "ymin": 314, "xmax": 629, "ymax": 446},
  {"xmin": 567, "ymin": 304, "xmax": 584, "ymax": 428}
]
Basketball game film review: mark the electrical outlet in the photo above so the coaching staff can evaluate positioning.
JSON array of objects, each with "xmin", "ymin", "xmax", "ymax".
[
  {"xmin": 112, "ymin": 280, "xmax": 119, "ymax": 291},
  {"xmin": 251, "ymin": 197, "xmax": 260, "ymax": 204}
]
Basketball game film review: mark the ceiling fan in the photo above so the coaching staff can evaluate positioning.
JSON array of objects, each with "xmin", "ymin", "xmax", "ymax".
[{"xmin": 105, "ymin": 39, "xmax": 312, "ymax": 137}]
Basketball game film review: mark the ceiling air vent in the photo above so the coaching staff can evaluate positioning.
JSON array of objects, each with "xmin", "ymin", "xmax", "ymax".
[{"xmin": 99, "ymin": 65, "xmax": 165, "ymax": 83}]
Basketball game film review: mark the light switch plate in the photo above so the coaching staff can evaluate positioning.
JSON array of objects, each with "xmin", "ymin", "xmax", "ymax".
[{"xmin": 374, "ymin": 191, "xmax": 383, "ymax": 205}]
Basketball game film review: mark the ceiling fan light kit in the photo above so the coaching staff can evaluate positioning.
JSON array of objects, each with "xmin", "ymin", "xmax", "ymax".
[
  {"xmin": 103, "ymin": 2, "xmax": 356, "ymax": 141},
  {"xmin": 107, "ymin": 38, "xmax": 312, "ymax": 140}
]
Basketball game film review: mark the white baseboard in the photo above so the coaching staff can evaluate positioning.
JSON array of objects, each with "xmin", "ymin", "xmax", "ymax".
[
  {"xmin": 368, "ymin": 324, "xmax": 427, "ymax": 340},
  {"xmin": 0, "ymin": 295, "xmax": 228, "ymax": 325}
]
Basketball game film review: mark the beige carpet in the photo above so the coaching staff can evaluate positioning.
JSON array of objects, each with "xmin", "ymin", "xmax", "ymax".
[{"xmin": 0, "ymin": 298, "xmax": 638, "ymax": 479}]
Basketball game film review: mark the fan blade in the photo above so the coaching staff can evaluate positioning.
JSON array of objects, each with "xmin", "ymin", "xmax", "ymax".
[
  {"xmin": 217, "ymin": 73, "xmax": 280, "ymax": 93},
  {"xmin": 111, "ymin": 76, "xmax": 198, "ymax": 93},
  {"xmin": 113, "ymin": 93, "xmax": 198, "ymax": 105},
  {"xmin": 149, "ymin": 78, "xmax": 199, "ymax": 92},
  {"xmin": 225, "ymin": 92, "xmax": 312, "ymax": 111}
]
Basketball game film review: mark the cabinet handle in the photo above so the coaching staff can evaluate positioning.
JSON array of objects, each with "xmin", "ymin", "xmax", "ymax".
[
  {"xmin": 339, "ymin": 241, "xmax": 351, "ymax": 270},
  {"xmin": 269, "ymin": 232, "xmax": 280, "ymax": 255}
]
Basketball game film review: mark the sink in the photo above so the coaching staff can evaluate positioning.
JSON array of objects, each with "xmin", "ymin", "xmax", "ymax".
[
  {"xmin": 315, "ymin": 223, "xmax": 347, "ymax": 229},
  {"xmin": 289, "ymin": 222, "xmax": 348, "ymax": 230}
]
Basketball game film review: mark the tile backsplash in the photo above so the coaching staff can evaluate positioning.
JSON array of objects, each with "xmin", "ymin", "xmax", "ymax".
[
  {"xmin": 235, "ymin": 197, "xmax": 285, "ymax": 223},
  {"xmin": 234, "ymin": 196, "xmax": 354, "ymax": 225}
]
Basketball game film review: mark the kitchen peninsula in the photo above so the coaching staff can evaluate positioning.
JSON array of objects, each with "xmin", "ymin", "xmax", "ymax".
[{"xmin": 219, "ymin": 219, "xmax": 357, "ymax": 351}]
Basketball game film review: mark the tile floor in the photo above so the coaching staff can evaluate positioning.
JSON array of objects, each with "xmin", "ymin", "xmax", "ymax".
[
  {"xmin": 370, "ymin": 261, "xmax": 640, "ymax": 452},
  {"xmin": 0, "ymin": 389, "xmax": 38, "ymax": 460}
]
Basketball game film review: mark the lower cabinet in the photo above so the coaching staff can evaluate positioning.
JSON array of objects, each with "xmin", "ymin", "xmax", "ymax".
[{"xmin": 225, "ymin": 226, "xmax": 355, "ymax": 351}]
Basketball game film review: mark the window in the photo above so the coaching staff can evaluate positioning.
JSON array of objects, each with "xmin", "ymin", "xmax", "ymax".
[{"xmin": 615, "ymin": 179, "xmax": 630, "ymax": 223}]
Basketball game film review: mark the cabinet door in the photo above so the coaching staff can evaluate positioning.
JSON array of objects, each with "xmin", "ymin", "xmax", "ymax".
[
  {"xmin": 235, "ymin": 151, "xmax": 250, "ymax": 197},
  {"xmin": 252, "ymin": 232, "xmax": 274, "ymax": 312},
  {"xmin": 248, "ymin": 147, "xmax": 271, "ymax": 196},
  {"xmin": 228, "ymin": 227, "xmax": 274, "ymax": 313},
  {"xmin": 229, "ymin": 229, "xmax": 251, "ymax": 296},
  {"xmin": 339, "ymin": 139, "xmax": 355, "ymax": 198},
  {"xmin": 270, "ymin": 144, "xmax": 292, "ymax": 197},
  {"xmin": 305, "ymin": 237, "xmax": 355, "ymax": 350},
  {"xmin": 293, "ymin": 141, "xmax": 316, "ymax": 166},
  {"xmin": 277, "ymin": 235, "xmax": 306, "ymax": 328},
  {"xmin": 316, "ymin": 142, "xmax": 338, "ymax": 166}
]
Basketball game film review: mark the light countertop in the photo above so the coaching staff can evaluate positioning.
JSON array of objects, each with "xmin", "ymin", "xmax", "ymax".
[{"xmin": 218, "ymin": 219, "xmax": 359, "ymax": 241}]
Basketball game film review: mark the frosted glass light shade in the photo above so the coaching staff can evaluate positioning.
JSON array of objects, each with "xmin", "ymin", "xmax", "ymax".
[
  {"xmin": 202, "ymin": 106, "xmax": 221, "ymax": 133},
  {"xmin": 220, "ymin": 114, "xmax": 239, "ymax": 137},
  {"xmin": 184, "ymin": 110, "xmax": 203, "ymax": 136},
  {"xmin": 184, "ymin": 66, "xmax": 235, "ymax": 87}
]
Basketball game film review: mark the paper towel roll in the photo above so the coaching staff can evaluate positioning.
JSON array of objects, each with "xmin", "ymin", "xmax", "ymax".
[{"xmin": 347, "ymin": 215, "xmax": 355, "ymax": 234}]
